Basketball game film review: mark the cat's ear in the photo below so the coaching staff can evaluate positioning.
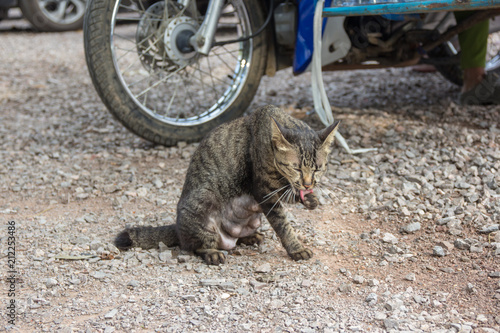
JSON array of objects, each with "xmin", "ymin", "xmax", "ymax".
[
  {"xmin": 317, "ymin": 120, "xmax": 340, "ymax": 151},
  {"xmin": 270, "ymin": 117, "xmax": 293, "ymax": 152}
]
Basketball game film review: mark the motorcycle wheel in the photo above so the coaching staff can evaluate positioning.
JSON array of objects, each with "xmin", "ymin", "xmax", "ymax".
[
  {"xmin": 19, "ymin": 0, "xmax": 86, "ymax": 32},
  {"xmin": 84, "ymin": 0, "xmax": 268, "ymax": 146}
]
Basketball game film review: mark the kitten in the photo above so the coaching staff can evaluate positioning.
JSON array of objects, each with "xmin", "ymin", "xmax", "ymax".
[{"xmin": 115, "ymin": 105, "xmax": 340, "ymax": 265}]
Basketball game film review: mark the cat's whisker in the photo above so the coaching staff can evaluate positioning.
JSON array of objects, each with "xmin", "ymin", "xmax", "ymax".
[
  {"xmin": 284, "ymin": 188, "xmax": 293, "ymax": 204},
  {"xmin": 266, "ymin": 188, "xmax": 290, "ymax": 217},
  {"xmin": 260, "ymin": 184, "xmax": 290, "ymax": 204}
]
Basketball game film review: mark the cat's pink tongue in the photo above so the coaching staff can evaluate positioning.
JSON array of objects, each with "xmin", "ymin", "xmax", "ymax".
[{"xmin": 300, "ymin": 189, "xmax": 313, "ymax": 202}]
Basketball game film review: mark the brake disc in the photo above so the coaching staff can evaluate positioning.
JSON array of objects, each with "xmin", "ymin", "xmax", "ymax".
[{"xmin": 136, "ymin": 1, "xmax": 198, "ymax": 72}]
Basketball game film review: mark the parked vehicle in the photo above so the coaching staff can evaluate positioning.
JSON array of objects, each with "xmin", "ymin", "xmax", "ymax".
[
  {"xmin": 83, "ymin": 0, "xmax": 500, "ymax": 146},
  {"xmin": 0, "ymin": 0, "xmax": 86, "ymax": 31}
]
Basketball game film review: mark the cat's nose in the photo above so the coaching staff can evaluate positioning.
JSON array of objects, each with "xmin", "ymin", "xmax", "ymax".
[{"xmin": 303, "ymin": 183, "xmax": 312, "ymax": 189}]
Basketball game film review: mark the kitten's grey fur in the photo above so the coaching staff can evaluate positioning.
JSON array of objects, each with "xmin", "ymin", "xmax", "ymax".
[{"xmin": 115, "ymin": 105, "xmax": 339, "ymax": 265}]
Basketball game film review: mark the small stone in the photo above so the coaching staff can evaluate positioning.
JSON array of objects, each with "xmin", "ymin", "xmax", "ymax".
[
  {"xmin": 74, "ymin": 236, "xmax": 91, "ymax": 245},
  {"xmin": 365, "ymin": 293, "xmax": 378, "ymax": 303},
  {"xmin": 476, "ymin": 314, "xmax": 488, "ymax": 323},
  {"xmin": 383, "ymin": 319, "xmax": 399, "ymax": 330},
  {"xmin": 382, "ymin": 233, "xmax": 398, "ymax": 244},
  {"xmin": 479, "ymin": 224, "xmax": 500, "ymax": 234},
  {"xmin": 91, "ymin": 271, "xmax": 107, "ymax": 280},
  {"xmin": 136, "ymin": 187, "xmax": 148, "ymax": 197},
  {"xmin": 181, "ymin": 295, "xmax": 196, "ymax": 301},
  {"xmin": 401, "ymin": 222, "xmax": 421, "ymax": 234},
  {"xmin": 353, "ymin": 275, "xmax": 365, "ymax": 284},
  {"xmin": 384, "ymin": 299, "xmax": 404, "ymax": 311},
  {"xmin": 249, "ymin": 280, "xmax": 267, "ymax": 290},
  {"xmin": 374, "ymin": 312, "xmax": 387, "ymax": 320},
  {"xmin": 104, "ymin": 308, "xmax": 118, "ymax": 319},
  {"xmin": 255, "ymin": 263, "xmax": 271, "ymax": 273},
  {"xmin": 103, "ymin": 184, "xmax": 118, "ymax": 193},
  {"xmin": 177, "ymin": 255, "xmax": 191, "ymax": 263},
  {"xmin": 440, "ymin": 267, "xmax": 454, "ymax": 273},
  {"xmin": 489, "ymin": 272, "xmax": 500, "ymax": 278},
  {"xmin": 220, "ymin": 293, "xmax": 231, "ymax": 300},
  {"xmin": 404, "ymin": 273, "xmax": 416, "ymax": 281},
  {"xmin": 433, "ymin": 246, "xmax": 446, "ymax": 257},
  {"xmin": 90, "ymin": 240, "xmax": 103, "ymax": 251},
  {"xmin": 107, "ymin": 243, "xmax": 120, "ymax": 254},
  {"xmin": 158, "ymin": 252, "xmax": 172, "ymax": 262},
  {"xmin": 401, "ymin": 207, "xmax": 411, "ymax": 216},
  {"xmin": 338, "ymin": 283, "xmax": 352, "ymax": 293},
  {"xmin": 45, "ymin": 278, "xmax": 58, "ymax": 288},
  {"xmin": 200, "ymin": 279, "xmax": 226, "ymax": 287},
  {"xmin": 269, "ymin": 299, "xmax": 284, "ymax": 309},
  {"xmin": 158, "ymin": 242, "xmax": 169, "ymax": 252},
  {"xmin": 301, "ymin": 280, "xmax": 313, "ymax": 287},
  {"xmin": 454, "ymin": 239, "xmax": 470, "ymax": 250},
  {"xmin": 466, "ymin": 283, "xmax": 476, "ymax": 293},
  {"xmin": 368, "ymin": 279, "xmax": 379, "ymax": 287},
  {"xmin": 127, "ymin": 280, "xmax": 140, "ymax": 288},
  {"xmin": 470, "ymin": 245, "xmax": 483, "ymax": 253},
  {"xmin": 437, "ymin": 241, "xmax": 454, "ymax": 252}
]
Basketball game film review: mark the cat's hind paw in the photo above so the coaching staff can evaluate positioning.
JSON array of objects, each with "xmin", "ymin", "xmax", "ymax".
[
  {"xmin": 196, "ymin": 249, "xmax": 227, "ymax": 265},
  {"xmin": 289, "ymin": 248, "xmax": 313, "ymax": 261},
  {"xmin": 237, "ymin": 232, "xmax": 264, "ymax": 246}
]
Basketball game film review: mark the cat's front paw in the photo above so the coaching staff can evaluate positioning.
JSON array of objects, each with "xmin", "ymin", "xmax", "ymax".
[
  {"xmin": 198, "ymin": 249, "xmax": 226, "ymax": 265},
  {"xmin": 237, "ymin": 232, "xmax": 264, "ymax": 246},
  {"xmin": 289, "ymin": 248, "xmax": 314, "ymax": 261},
  {"xmin": 302, "ymin": 193, "xmax": 319, "ymax": 210}
]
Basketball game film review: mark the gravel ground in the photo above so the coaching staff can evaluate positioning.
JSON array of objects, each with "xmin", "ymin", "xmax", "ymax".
[{"xmin": 1, "ymin": 17, "xmax": 500, "ymax": 333}]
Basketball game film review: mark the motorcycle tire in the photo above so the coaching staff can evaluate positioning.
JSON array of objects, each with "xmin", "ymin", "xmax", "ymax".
[
  {"xmin": 84, "ymin": 0, "xmax": 268, "ymax": 146},
  {"xmin": 19, "ymin": 0, "xmax": 86, "ymax": 32}
]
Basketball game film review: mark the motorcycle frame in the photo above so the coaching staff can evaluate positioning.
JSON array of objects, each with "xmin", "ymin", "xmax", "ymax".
[{"xmin": 188, "ymin": 0, "xmax": 500, "ymax": 74}]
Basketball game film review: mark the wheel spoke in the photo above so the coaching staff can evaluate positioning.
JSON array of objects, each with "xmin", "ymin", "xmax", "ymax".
[
  {"xmin": 135, "ymin": 65, "xmax": 187, "ymax": 99},
  {"xmin": 109, "ymin": 0, "xmax": 255, "ymax": 125}
]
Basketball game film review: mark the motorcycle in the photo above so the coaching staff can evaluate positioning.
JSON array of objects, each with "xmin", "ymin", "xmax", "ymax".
[{"xmin": 83, "ymin": 0, "xmax": 500, "ymax": 147}]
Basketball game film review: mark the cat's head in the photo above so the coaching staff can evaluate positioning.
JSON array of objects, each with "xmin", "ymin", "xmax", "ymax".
[{"xmin": 270, "ymin": 117, "xmax": 340, "ymax": 193}]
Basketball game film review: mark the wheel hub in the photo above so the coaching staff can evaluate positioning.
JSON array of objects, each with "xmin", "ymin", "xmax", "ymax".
[{"xmin": 164, "ymin": 16, "xmax": 199, "ymax": 67}]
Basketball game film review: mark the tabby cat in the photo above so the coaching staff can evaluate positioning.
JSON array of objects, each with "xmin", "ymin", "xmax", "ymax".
[{"xmin": 115, "ymin": 105, "xmax": 340, "ymax": 265}]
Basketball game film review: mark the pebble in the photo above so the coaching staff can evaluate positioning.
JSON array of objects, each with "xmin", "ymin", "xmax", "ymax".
[
  {"xmin": 433, "ymin": 246, "xmax": 446, "ymax": 257},
  {"xmin": 104, "ymin": 309, "xmax": 118, "ymax": 319},
  {"xmin": 404, "ymin": 273, "xmax": 416, "ymax": 281},
  {"xmin": 401, "ymin": 222, "xmax": 421, "ymax": 234},
  {"xmin": 382, "ymin": 233, "xmax": 398, "ymax": 244},
  {"xmin": 466, "ymin": 283, "xmax": 476, "ymax": 293},
  {"xmin": 91, "ymin": 271, "xmax": 107, "ymax": 280},
  {"xmin": 384, "ymin": 299, "xmax": 404, "ymax": 311},
  {"xmin": 200, "ymin": 279, "xmax": 226, "ymax": 287},
  {"xmin": 479, "ymin": 224, "xmax": 500, "ymax": 233},
  {"xmin": 353, "ymin": 275, "xmax": 365, "ymax": 284},
  {"xmin": 255, "ymin": 263, "xmax": 272, "ymax": 273},
  {"xmin": 470, "ymin": 245, "xmax": 483, "ymax": 253},
  {"xmin": 127, "ymin": 280, "xmax": 140, "ymax": 288},
  {"xmin": 338, "ymin": 283, "xmax": 352, "ymax": 293},
  {"xmin": 383, "ymin": 319, "xmax": 399, "ymax": 330},
  {"xmin": 489, "ymin": 272, "xmax": 500, "ymax": 278},
  {"xmin": 45, "ymin": 278, "xmax": 58, "ymax": 288},
  {"xmin": 454, "ymin": 239, "xmax": 470, "ymax": 250},
  {"xmin": 365, "ymin": 293, "xmax": 378, "ymax": 304}
]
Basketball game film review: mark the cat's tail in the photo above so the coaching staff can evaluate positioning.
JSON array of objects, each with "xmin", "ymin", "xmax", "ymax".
[{"xmin": 114, "ymin": 224, "xmax": 179, "ymax": 250}]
